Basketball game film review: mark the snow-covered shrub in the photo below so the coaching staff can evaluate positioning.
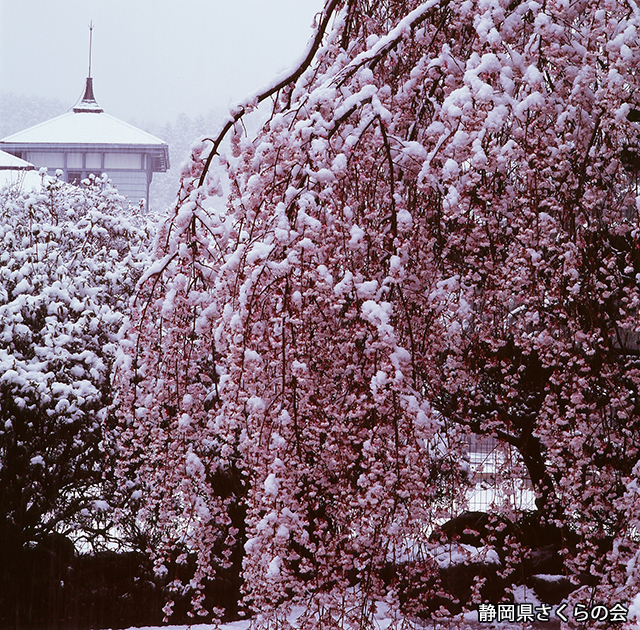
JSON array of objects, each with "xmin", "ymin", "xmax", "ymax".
[
  {"xmin": 117, "ymin": 0, "xmax": 640, "ymax": 627},
  {"xmin": 0, "ymin": 173, "xmax": 151, "ymax": 550}
]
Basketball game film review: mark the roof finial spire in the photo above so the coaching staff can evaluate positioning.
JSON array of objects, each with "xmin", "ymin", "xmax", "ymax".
[
  {"xmin": 88, "ymin": 21, "xmax": 94, "ymax": 79},
  {"xmin": 73, "ymin": 21, "xmax": 103, "ymax": 113}
]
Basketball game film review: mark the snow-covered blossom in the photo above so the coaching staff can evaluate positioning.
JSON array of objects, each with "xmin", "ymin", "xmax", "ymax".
[{"xmin": 117, "ymin": 0, "xmax": 640, "ymax": 627}]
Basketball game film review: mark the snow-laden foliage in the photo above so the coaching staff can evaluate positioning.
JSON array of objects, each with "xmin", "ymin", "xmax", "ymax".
[
  {"xmin": 116, "ymin": 0, "xmax": 640, "ymax": 627},
  {"xmin": 0, "ymin": 174, "xmax": 150, "ymax": 549}
]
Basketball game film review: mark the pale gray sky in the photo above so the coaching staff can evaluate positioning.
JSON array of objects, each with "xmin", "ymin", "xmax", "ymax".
[{"xmin": 0, "ymin": 0, "xmax": 325, "ymax": 124}]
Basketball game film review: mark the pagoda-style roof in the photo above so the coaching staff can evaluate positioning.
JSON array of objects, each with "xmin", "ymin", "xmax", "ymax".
[
  {"xmin": 1, "ymin": 111, "xmax": 168, "ymax": 147},
  {"xmin": 0, "ymin": 78, "xmax": 169, "ymax": 173},
  {"xmin": 72, "ymin": 77, "xmax": 103, "ymax": 113}
]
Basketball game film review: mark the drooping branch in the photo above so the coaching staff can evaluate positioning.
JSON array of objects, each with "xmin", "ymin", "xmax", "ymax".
[
  {"xmin": 197, "ymin": 0, "xmax": 342, "ymax": 188},
  {"xmin": 377, "ymin": 116, "xmax": 397, "ymax": 240},
  {"xmin": 626, "ymin": 0, "xmax": 640, "ymax": 22},
  {"xmin": 333, "ymin": 0, "xmax": 442, "ymax": 88},
  {"xmin": 198, "ymin": 0, "xmax": 445, "ymax": 189}
]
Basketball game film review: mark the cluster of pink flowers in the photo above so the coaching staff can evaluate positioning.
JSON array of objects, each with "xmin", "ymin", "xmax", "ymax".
[{"xmin": 114, "ymin": 0, "xmax": 640, "ymax": 627}]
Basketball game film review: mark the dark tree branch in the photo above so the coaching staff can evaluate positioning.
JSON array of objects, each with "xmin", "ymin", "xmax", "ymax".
[
  {"xmin": 377, "ymin": 116, "xmax": 397, "ymax": 239},
  {"xmin": 197, "ymin": 0, "xmax": 342, "ymax": 188}
]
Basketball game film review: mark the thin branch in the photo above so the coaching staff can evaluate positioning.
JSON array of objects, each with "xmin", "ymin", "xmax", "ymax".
[
  {"xmin": 197, "ymin": 0, "xmax": 342, "ymax": 188},
  {"xmin": 333, "ymin": 0, "xmax": 442, "ymax": 88},
  {"xmin": 626, "ymin": 0, "xmax": 640, "ymax": 21},
  {"xmin": 377, "ymin": 115, "xmax": 397, "ymax": 239}
]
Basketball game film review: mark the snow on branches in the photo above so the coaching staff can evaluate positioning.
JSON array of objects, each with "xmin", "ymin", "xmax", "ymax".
[
  {"xmin": 0, "ymin": 173, "xmax": 149, "ymax": 549},
  {"xmin": 117, "ymin": 0, "xmax": 640, "ymax": 626}
]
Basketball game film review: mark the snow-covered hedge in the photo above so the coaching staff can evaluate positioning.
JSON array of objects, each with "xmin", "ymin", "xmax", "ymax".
[{"xmin": 0, "ymin": 173, "xmax": 151, "ymax": 548}]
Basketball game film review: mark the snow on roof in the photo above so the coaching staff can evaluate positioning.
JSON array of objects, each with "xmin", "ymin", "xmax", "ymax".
[
  {"xmin": 1, "ymin": 110, "xmax": 167, "ymax": 147},
  {"xmin": 0, "ymin": 149, "xmax": 33, "ymax": 170},
  {"xmin": 0, "ymin": 169, "xmax": 44, "ymax": 192}
]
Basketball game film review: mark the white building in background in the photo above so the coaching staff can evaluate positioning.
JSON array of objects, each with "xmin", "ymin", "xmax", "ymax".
[
  {"xmin": 0, "ymin": 148, "xmax": 42, "ymax": 191},
  {"xmin": 466, "ymin": 434, "xmax": 535, "ymax": 512},
  {"xmin": 0, "ymin": 78, "xmax": 169, "ymax": 208},
  {"xmin": 0, "ymin": 148, "xmax": 33, "ymax": 172}
]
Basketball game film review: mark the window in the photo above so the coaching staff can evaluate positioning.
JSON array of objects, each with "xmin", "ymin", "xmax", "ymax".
[
  {"xmin": 104, "ymin": 153, "xmax": 141, "ymax": 169},
  {"xmin": 86, "ymin": 153, "xmax": 102, "ymax": 170},
  {"xmin": 27, "ymin": 152, "xmax": 64, "ymax": 168},
  {"xmin": 67, "ymin": 171, "xmax": 83, "ymax": 185},
  {"xmin": 67, "ymin": 153, "xmax": 83, "ymax": 168}
]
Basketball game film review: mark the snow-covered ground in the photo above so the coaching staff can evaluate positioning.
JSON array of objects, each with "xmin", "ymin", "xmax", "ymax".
[
  {"xmin": 120, "ymin": 593, "xmax": 555, "ymax": 630},
  {"xmin": 121, "ymin": 617, "xmax": 562, "ymax": 630},
  {"xmin": 120, "ymin": 588, "xmax": 640, "ymax": 630}
]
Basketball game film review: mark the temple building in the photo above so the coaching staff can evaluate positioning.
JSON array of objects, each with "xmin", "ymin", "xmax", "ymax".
[
  {"xmin": 0, "ymin": 77, "xmax": 169, "ymax": 208},
  {"xmin": 0, "ymin": 149, "xmax": 42, "ymax": 191},
  {"xmin": 0, "ymin": 148, "xmax": 33, "ymax": 172}
]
